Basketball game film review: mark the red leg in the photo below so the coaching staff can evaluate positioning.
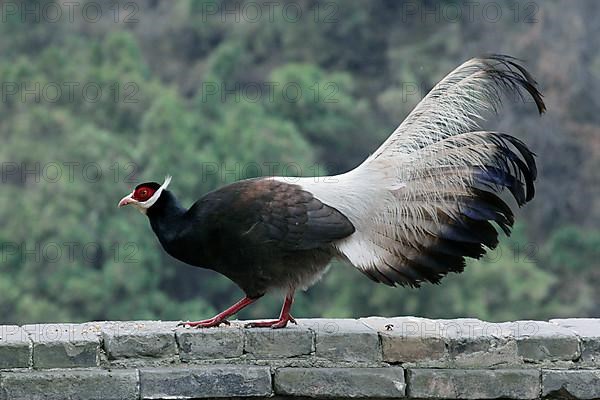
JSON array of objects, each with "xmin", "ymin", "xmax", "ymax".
[
  {"xmin": 179, "ymin": 296, "xmax": 259, "ymax": 328},
  {"xmin": 245, "ymin": 290, "xmax": 297, "ymax": 329}
]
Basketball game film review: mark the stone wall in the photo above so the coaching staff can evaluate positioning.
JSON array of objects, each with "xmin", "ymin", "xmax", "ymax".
[{"xmin": 0, "ymin": 317, "xmax": 599, "ymax": 399}]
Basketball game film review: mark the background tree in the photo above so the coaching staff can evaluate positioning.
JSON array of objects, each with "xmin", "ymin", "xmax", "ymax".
[{"xmin": 0, "ymin": 0, "xmax": 598, "ymax": 323}]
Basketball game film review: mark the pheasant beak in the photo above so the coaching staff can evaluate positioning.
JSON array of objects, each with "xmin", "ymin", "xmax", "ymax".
[{"xmin": 118, "ymin": 192, "xmax": 136, "ymax": 208}]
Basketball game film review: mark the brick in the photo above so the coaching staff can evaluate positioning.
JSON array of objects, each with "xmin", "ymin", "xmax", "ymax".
[
  {"xmin": 101, "ymin": 321, "xmax": 177, "ymax": 360},
  {"xmin": 0, "ymin": 368, "xmax": 138, "ymax": 400},
  {"xmin": 440, "ymin": 319, "xmax": 519, "ymax": 368},
  {"xmin": 0, "ymin": 326, "xmax": 30, "ymax": 369},
  {"xmin": 551, "ymin": 318, "xmax": 600, "ymax": 364},
  {"xmin": 408, "ymin": 368, "xmax": 540, "ymax": 399},
  {"xmin": 176, "ymin": 325, "xmax": 243, "ymax": 361},
  {"xmin": 140, "ymin": 366, "xmax": 272, "ymax": 399},
  {"xmin": 24, "ymin": 323, "xmax": 101, "ymax": 368},
  {"xmin": 360, "ymin": 317, "xmax": 446, "ymax": 363},
  {"xmin": 244, "ymin": 323, "xmax": 313, "ymax": 358},
  {"xmin": 506, "ymin": 320, "xmax": 580, "ymax": 362},
  {"xmin": 303, "ymin": 318, "xmax": 381, "ymax": 362},
  {"xmin": 542, "ymin": 369, "xmax": 600, "ymax": 399},
  {"xmin": 274, "ymin": 367, "xmax": 405, "ymax": 398},
  {"xmin": 440, "ymin": 320, "xmax": 580, "ymax": 365}
]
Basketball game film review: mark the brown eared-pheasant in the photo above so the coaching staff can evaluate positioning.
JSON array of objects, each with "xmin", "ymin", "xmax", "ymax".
[{"xmin": 118, "ymin": 55, "xmax": 545, "ymax": 329}]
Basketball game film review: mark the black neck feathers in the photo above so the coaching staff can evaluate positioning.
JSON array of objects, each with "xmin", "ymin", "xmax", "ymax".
[{"xmin": 146, "ymin": 190, "xmax": 187, "ymax": 244}]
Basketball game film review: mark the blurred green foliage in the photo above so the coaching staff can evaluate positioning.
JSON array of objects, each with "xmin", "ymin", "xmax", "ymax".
[{"xmin": 0, "ymin": 0, "xmax": 598, "ymax": 323}]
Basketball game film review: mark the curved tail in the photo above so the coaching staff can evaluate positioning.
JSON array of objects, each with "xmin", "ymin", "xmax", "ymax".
[{"xmin": 291, "ymin": 55, "xmax": 545, "ymax": 287}]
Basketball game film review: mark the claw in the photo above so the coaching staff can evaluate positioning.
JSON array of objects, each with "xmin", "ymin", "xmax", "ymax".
[
  {"xmin": 244, "ymin": 290, "xmax": 296, "ymax": 329},
  {"xmin": 176, "ymin": 296, "xmax": 257, "ymax": 329},
  {"xmin": 244, "ymin": 314, "xmax": 296, "ymax": 329},
  {"xmin": 178, "ymin": 318, "xmax": 230, "ymax": 328}
]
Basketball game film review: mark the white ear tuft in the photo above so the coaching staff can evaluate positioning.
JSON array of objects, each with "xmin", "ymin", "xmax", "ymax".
[{"xmin": 162, "ymin": 175, "xmax": 172, "ymax": 190}]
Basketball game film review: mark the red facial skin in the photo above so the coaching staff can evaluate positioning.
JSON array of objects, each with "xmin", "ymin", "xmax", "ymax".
[{"xmin": 132, "ymin": 186, "xmax": 157, "ymax": 202}]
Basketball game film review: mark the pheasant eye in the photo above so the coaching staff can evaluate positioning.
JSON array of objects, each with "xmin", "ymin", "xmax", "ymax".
[{"xmin": 134, "ymin": 186, "xmax": 156, "ymax": 201}]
